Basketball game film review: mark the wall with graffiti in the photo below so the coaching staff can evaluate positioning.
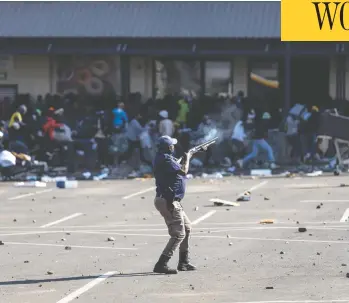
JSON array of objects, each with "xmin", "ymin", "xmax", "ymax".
[{"xmin": 56, "ymin": 55, "xmax": 121, "ymax": 98}]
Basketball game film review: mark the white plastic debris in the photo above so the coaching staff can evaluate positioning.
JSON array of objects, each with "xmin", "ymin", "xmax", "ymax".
[
  {"xmin": 93, "ymin": 173, "xmax": 108, "ymax": 181},
  {"xmin": 251, "ymin": 169, "xmax": 272, "ymax": 176},
  {"xmin": 186, "ymin": 174, "xmax": 194, "ymax": 179},
  {"xmin": 56, "ymin": 180, "xmax": 78, "ymax": 189},
  {"xmin": 306, "ymin": 170, "xmax": 323, "ymax": 177},
  {"xmin": 213, "ymin": 172, "xmax": 223, "ymax": 179},
  {"xmin": 14, "ymin": 181, "xmax": 47, "ymax": 188}
]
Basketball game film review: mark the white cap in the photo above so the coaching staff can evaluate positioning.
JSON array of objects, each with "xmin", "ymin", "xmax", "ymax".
[{"xmin": 159, "ymin": 110, "xmax": 168, "ymax": 119}]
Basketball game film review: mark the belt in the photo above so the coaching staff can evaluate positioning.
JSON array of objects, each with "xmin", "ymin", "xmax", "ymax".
[{"xmin": 156, "ymin": 194, "xmax": 181, "ymax": 202}]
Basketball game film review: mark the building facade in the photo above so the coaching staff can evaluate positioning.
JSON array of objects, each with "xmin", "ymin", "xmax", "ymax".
[{"xmin": 0, "ymin": 2, "xmax": 347, "ymax": 115}]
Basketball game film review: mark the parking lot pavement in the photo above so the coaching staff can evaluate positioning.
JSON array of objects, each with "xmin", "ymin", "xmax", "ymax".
[{"xmin": 1, "ymin": 176, "xmax": 349, "ymax": 303}]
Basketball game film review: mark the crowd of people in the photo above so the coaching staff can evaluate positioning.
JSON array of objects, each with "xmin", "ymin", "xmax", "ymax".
[{"xmin": 0, "ymin": 91, "xmax": 335, "ymax": 176}]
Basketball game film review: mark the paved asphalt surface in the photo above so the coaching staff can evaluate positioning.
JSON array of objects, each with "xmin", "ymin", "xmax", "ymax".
[{"xmin": 1, "ymin": 175, "xmax": 349, "ymax": 303}]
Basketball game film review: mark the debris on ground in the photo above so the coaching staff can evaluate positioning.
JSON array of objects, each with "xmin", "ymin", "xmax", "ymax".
[
  {"xmin": 298, "ymin": 227, "xmax": 307, "ymax": 232},
  {"xmin": 107, "ymin": 237, "xmax": 115, "ymax": 242},
  {"xmin": 265, "ymin": 286, "xmax": 274, "ymax": 290},
  {"xmin": 47, "ymin": 271, "xmax": 54, "ymax": 275},
  {"xmin": 0, "ymin": 241, "xmax": 4, "ymax": 245},
  {"xmin": 13, "ymin": 219, "xmax": 17, "ymax": 222},
  {"xmin": 342, "ymin": 264, "xmax": 347, "ymax": 267},
  {"xmin": 317, "ymin": 252, "xmax": 321, "ymax": 255},
  {"xmin": 65, "ymin": 246, "xmax": 72, "ymax": 250},
  {"xmin": 229, "ymin": 242, "xmax": 233, "ymax": 246},
  {"xmin": 316, "ymin": 205, "xmax": 321, "ymax": 209},
  {"xmin": 61, "ymin": 238, "xmax": 66, "ymax": 242},
  {"xmin": 280, "ymin": 251, "xmax": 284, "ymax": 255},
  {"xmin": 340, "ymin": 184, "xmax": 349, "ymax": 187},
  {"xmin": 194, "ymin": 206, "xmax": 199, "ymax": 211},
  {"xmin": 210, "ymin": 198, "xmax": 240, "ymax": 207},
  {"xmin": 260, "ymin": 219, "xmax": 274, "ymax": 224},
  {"xmin": 237, "ymin": 191, "xmax": 251, "ymax": 202},
  {"xmin": 32, "ymin": 220, "xmax": 36, "ymax": 223},
  {"xmin": 306, "ymin": 170, "xmax": 323, "ymax": 177},
  {"xmin": 346, "ymin": 273, "xmax": 349, "ymax": 278},
  {"xmin": 14, "ymin": 181, "xmax": 47, "ymax": 188},
  {"xmin": 24, "ymin": 260, "xmax": 29, "ymax": 263},
  {"xmin": 264, "ymin": 197, "xmax": 270, "ymax": 200},
  {"xmin": 251, "ymin": 169, "xmax": 272, "ymax": 176},
  {"xmin": 56, "ymin": 180, "xmax": 78, "ymax": 189}
]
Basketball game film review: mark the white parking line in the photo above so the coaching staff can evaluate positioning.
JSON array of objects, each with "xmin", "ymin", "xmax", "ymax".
[
  {"xmin": 225, "ymin": 300, "xmax": 349, "ymax": 303},
  {"xmin": 301, "ymin": 200, "xmax": 349, "ymax": 203},
  {"xmin": 40, "ymin": 213, "xmax": 83, "ymax": 228},
  {"xmin": 340, "ymin": 208, "xmax": 349, "ymax": 222},
  {"xmin": 8, "ymin": 189, "xmax": 53, "ymax": 201},
  {"xmin": 56, "ymin": 271, "xmax": 117, "ymax": 303},
  {"xmin": 122, "ymin": 187, "xmax": 155, "ymax": 200},
  {"xmin": 191, "ymin": 210, "xmax": 217, "ymax": 225},
  {"xmin": 237, "ymin": 180, "xmax": 268, "ymax": 197},
  {"xmin": 6, "ymin": 242, "xmax": 138, "ymax": 250}
]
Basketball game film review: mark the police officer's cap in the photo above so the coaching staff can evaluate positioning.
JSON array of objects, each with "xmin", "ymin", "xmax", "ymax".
[{"xmin": 158, "ymin": 135, "xmax": 178, "ymax": 147}]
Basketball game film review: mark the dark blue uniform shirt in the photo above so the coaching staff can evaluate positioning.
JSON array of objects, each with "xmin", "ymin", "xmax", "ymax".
[{"xmin": 153, "ymin": 152, "xmax": 186, "ymax": 200}]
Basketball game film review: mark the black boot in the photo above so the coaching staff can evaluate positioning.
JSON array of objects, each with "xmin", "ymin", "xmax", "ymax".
[
  {"xmin": 153, "ymin": 254, "xmax": 178, "ymax": 274},
  {"xmin": 178, "ymin": 251, "xmax": 197, "ymax": 271}
]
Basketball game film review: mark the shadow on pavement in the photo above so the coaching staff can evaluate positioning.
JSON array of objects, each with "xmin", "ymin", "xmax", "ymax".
[{"xmin": 0, "ymin": 272, "xmax": 161, "ymax": 286}]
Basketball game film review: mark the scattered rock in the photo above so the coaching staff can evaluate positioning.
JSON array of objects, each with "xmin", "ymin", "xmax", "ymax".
[
  {"xmin": 316, "ymin": 205, "xmax": 321, "ymax": 209},
  {"xmin": 0, "ymin": 241, "xmax": 4, "ymax": 245},
  {"xmin": 298, "ymin": 227, "xmax": 307, "ymax": 232},
  {"xmin": 24, "ymin": 260, "xmax": 29, "ymax": 263},
  {"xmin": 346, "ymin": 273, "xmax": 349, "ymax": 278},
  {"xmin": 264, "ymin": 197, "xmax": 270, "ymax": 200},
  {"xmin": 309, "ymin": 234, "xmax": 313, "ymax": 236},
  {"xmin": 342, "ymin": 263, "xmax": 347, "ymax": 267},
  {"xmin": 320, "ymin": 203, "xmax": 323, "ymax": 206},
  {"xmin": 280, "ymin": 251, "xmax": 284, "ymax": 255},
  {"xmin": 13, "ymin": 219, "xmax": 17, "ymax": 222},
  {"xmin": 340, "ymin": 184, "xmax": 349, "ymax": 187},
  {"xmin": 229, "ymin": 242, "xmax": 233, "ymax": 246},
  {"xmin": 194, "ymin": 206, "xmax": 199, "ymax": 211},
  {"xmin": 47, "ymin": 271, "xmax": 53, "ymax": 275},
  {"xmin": 61, "ymin": 238, "xmax": 66, "ymax": 242},
  {"xmin": 66, "ymin": 233, "xmax": 71, "ymax": 236},
  {"xmin": 32, "ymin": 220, "xmax": 36, "ymax": 223},
  {"xmin": 65, "ymin": 246, "xmax": 72, "ymax": 250},
  {"xmin": 107, "ymin": 237, "xmax": 115, "ymax": 242},
  {"xmin": 266, "ymin": 286, "xmax": 274, "ymax": 290},
  {"xmin": 141, "ymin": 196, "xmax": 145, "ymax": 199},
  {"xmin": 296, "ymin": 221, "xmax": 300, "ymax": 224},
  {"xmin": 143, "ymin": 218, "xmax": 146, "ymax": 220},
  {"xmin": 38, "ymin": 284, "xmax": 42, "ymax": 287},
  {"xmin": 260, "ymin": 219, "xmax": 274, "ymax": 224},
  {"xmin": 227, "ymin": 234, "xmax": 231, "ymax": 238},
  {"xmin": 317, "ymin": 252, "xmax": 321, "ymax": 255}
]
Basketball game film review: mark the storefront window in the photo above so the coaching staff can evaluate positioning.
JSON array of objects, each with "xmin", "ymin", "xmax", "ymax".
[
  {"xmin": 155, "ymin": 60, "xmax": 201, "ymax": 99},
  {"xmin": 248, "ymin": 59, "xmax": 281, "ymax": 127},
  {"xmin": 205, "ymin": 61, "xmax": 231, "ymax": 96},
  {"xmin": 56, "ymin": 55, "xmax": 121, "ymax": 98}
]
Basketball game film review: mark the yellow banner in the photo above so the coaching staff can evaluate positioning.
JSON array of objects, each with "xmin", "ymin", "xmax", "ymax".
[{"xmin": 281, "ymin": 0, "xmax": 349, "ymax": 41}]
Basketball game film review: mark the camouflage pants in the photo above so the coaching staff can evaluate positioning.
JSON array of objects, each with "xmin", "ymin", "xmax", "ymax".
[{"xmin": 154, "ymin": 197, "xmax": 191, "ymax": 258}]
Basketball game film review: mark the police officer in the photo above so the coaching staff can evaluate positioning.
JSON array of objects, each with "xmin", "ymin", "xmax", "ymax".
[{"xmin": 153, "ymin": 135, "xmax": 196, "ymax": 274}]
